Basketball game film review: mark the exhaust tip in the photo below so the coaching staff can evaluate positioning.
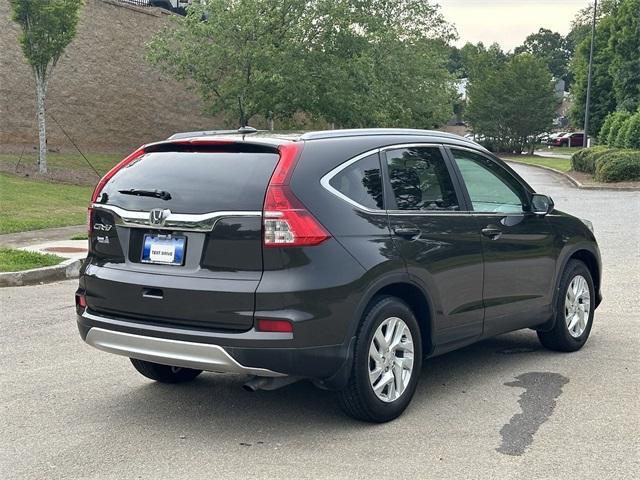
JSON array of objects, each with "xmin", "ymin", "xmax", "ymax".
[{"xmin": 242, "ymin": 383, "xmax": 258, "ymax": 393}]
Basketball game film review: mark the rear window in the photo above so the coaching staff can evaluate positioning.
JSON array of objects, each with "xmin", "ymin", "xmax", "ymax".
[{"xmin": 102, "ymin": 151, "xmax": 279, "ymax": 213}]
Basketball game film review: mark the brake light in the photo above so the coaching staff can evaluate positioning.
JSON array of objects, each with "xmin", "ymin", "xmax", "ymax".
[
  {"xmin": 88, "ymin": 146, "xmax": 145, "ymax": 234},
  {"xmin": 263, "ymin": 143, "xmax": 330, "ymax": 247},
  {"xmin": 87, "ymin": 206, "xmax": 93, "ymax": 236},
  {"xmin": 91, "ymin": 146, "xmax": 145, "ymax": 203},
  {"xmin": 75, "ymin": 292, "xmax": 87, "ymax": 309},
  {"xmin": 256, "ymin": 319, "xmax": 293, "ymax": 333}
]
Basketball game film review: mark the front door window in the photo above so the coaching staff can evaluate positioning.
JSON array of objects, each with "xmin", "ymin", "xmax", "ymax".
[{"xmin": 450, "ymin": 149, "xmax": 526, "ymax": 213}]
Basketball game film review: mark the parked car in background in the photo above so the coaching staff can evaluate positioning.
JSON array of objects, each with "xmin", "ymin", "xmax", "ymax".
[
  {"xmin": 76, "ymin": 128, "xmax": 601, "ymax": 423},
  {"xmin": 546, "ymin": 132, "xmax": 567, "ymax": 144},
  {"xmin": 552, "ymin": 132, "xmax": 585, "ymax": 147}
]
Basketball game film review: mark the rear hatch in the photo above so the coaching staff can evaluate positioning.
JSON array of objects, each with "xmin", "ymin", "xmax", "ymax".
[{"xmin": 84, "ymin": 141, "xmax": 281, "ymax": 332}]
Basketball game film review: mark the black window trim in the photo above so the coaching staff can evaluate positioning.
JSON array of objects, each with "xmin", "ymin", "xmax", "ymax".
[
  {"xmin": 380, "ymin": 143, "xmax": 472, "ymax": 215},
  {"xmin": 443, "ymin": 145, "xmax": 534, "ymax": 214}
]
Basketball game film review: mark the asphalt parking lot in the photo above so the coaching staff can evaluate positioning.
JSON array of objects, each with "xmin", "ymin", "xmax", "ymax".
[{"xmin": 1, "ymin": 164, "xmax": 638, "ymax": 479}]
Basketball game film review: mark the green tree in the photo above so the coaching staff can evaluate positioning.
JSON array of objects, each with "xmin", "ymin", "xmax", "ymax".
[
  {"xmin": 613, "ymin": 116, "xmax": 632, "ymax": 147},
  {"xmin": 454, "ymin": 42, "xmax": 508, "ymax": 80},
  {"xmin": 567, "ymin": 0, "xmax": 620, "ymax": 48},
  {"xmin": 624, "ymin": 111, "xmax": 640, "ymax": 149},
  {"xmin": 609, "ymin": 0, "xmax": 640, "ymax": 112},
  {"xmin": 606, "ymin": 110, "xmax": 631, "ymax": 146},
  {"xmin": 298, "ymin": 0, "xmax": 456, "ymax": 128},
  {"xmin": 569, "ymin": 13, "xmax": 616, "ymax": 135},
  {"xmin": 466, "ymin": 54, "xmax": 555, "ymax": 154},
  {"xmin": 147, "ymin": 0, "xmax": 456, "ymax": 129},
  {"xmin": 515, "ymin": 28, "xmax": 572, "ymax": 84},
  {"xmin": 598, "ymin": 111, "xmax": 617, "ymax": 143},
  {"xmin": 10, "ymin": 0, "xmax": 84, "ymax": 174}
]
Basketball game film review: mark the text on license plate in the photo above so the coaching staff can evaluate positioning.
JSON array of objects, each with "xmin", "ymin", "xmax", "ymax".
[{"xmin": 141, "ymin": 235, "xmax": 186, "ymax": 265}]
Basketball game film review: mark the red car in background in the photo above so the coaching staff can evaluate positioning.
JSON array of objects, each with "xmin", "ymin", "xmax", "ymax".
[{"xmin": 552, "ymin": 132, "xmax": 585, "ymax": 147}]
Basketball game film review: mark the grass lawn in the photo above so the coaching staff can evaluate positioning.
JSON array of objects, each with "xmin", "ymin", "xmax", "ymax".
[
  {"xmin": 0, "ymin": 173, "xmax": 92, "ymax": 234},
  {"xmin": 536, "ymin": 146, "xmax": 583, "ymax": 155},
  {"xmin": 0, "ymin": 152, "xmax": 121, "ymax": 177},
  {"xmin": 501, "ymin": 155, "xmax": 572, "ymax": 172},
  {"xmin": 0, "ymin": 247, "xmax": 64, "ymax": 272}
]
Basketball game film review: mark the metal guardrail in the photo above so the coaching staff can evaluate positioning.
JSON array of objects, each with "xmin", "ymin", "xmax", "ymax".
[{"xmin": 114, "ymin": 0, "xmax": 151, "ymax": 7}]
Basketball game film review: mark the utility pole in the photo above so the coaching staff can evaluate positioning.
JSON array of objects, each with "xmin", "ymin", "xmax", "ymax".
[{"xmin": 583, "ymin": 0, "xmax": 598, "ymax": 148}]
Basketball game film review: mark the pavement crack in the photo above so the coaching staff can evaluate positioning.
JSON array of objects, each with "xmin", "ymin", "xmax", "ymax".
[{"xmin": 497, "ymin": 372, "xmax": 569, "ymax": 456}]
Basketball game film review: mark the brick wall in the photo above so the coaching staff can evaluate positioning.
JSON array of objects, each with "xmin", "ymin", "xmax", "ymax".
[{"xmin": 0, "ymin": 0, "xmax": 219, "ymax": 154}]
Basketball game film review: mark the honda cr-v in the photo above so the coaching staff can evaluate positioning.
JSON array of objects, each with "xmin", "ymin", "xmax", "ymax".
[{"xmin": 76, "ymin": 128, "xmax": 601, "ymax": 422}]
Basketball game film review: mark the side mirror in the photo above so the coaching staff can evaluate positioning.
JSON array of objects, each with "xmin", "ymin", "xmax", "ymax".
[{"xmin": 530, "ymin": 194, "xmax": 554, "ymax": 216}]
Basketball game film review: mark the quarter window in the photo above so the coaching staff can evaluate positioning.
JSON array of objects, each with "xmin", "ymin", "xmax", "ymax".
[
  {"xmin": 385, "ymin": 147, "xmax": 459, "ymax": 211},
  {"xmin": 329, "ymin": 153, "xmax": 384, "ymax": 210},
  {"xmin": 451, "ymin": 149, "xmax": 526, "ymax": 213}
]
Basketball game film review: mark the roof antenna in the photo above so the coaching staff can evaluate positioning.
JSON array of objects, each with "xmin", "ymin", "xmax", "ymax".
[{"xmin": 238, "ymin": 95, "xmax": 246, "ymax": 128}]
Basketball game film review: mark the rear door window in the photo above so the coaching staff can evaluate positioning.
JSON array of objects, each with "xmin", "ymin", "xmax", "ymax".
[
  {"xmin": 102, "ymin": 150, "xmax": 279, "ymax": 213},
  {"xmin": 384, "ymin": 147, "xmax": 460, "ymax": 211},
  {"xmin": 328, "ymin": 153, "xmax": 384, "ymax": 210}
]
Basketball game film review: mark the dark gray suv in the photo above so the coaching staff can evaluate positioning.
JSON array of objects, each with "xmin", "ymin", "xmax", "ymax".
[{"xmin": 75, "ymin": 128, "xmax": 601, "ymax": 422}]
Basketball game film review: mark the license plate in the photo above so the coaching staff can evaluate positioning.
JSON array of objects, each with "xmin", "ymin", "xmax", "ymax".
[{"xmin": 141, "ymin": 234, "xmax": 186, "ymax": 265}]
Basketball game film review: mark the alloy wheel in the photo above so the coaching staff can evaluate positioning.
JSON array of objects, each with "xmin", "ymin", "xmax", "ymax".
[
  {"xmin": 565, "ymin": 274, "xmax": 591, "ymax": 338},
  {"xmin": 368, "ymin": 317, "xmax": 415, "ymax": 403}
]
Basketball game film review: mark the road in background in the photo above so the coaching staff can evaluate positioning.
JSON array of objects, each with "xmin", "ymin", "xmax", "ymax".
[{"xmin": 1, "ymin": 164, "xmax": 638, "ymax": 479}]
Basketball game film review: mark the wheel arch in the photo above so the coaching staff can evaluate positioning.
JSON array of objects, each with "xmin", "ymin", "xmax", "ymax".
[
  {"xmin": 568, "ymin": 249, "xmax": 601, "ymax": 306},
  {"xmin": 352, "ymin": 275, "xmax": 436, "ymax": 357},
  {"xmin": 537, "ymin": 244, "xmax": 602, "ymax": 333}
]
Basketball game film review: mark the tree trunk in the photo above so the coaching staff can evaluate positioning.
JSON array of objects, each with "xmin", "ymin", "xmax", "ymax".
[{"xmin": 35, "ymin": 74, "xmax": 48, "ymax": 174}]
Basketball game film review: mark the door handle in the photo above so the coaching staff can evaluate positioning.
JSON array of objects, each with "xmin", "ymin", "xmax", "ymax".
[
  {"xmin": 393, "ymin": 227, "xmax": 420, "ymax": 239},
  {"xmin": 481, "ymin": 226, "xmax": 502, "ymax": 240}
]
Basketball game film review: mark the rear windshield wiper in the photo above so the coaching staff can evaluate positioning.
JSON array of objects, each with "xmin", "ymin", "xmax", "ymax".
[{"xmin": 118, "ymin": 188, "xmax": 172, "ymax": 201}]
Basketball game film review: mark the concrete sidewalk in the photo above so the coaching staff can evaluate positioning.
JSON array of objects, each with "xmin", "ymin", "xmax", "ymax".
[
  {"xmin": 0, "ymin": 225, "xmax": 85, "ymax": 248},
  {"xmin": 0, "ymin": 229, "xmax": 87, "ymax": 287}
]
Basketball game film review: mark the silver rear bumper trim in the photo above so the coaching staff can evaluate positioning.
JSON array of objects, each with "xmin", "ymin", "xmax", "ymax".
[{"xmin": 85, "ymin": 327, "xmax": 285, "ymax": 377}]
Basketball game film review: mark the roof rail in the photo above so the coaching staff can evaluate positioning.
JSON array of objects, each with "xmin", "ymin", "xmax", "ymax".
[
  {"xmin": 299, "ymin": 128, "xmax": 467, "ymax": 141},
  {"xmin": 168, "ymin": 126, "xmax": 261, "ymax": 140}
]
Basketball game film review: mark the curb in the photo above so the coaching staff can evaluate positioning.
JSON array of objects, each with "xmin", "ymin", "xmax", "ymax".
[
  {"xmin": 504, "ymin": 159, "xmax": 640, "ymax": 191},
  {"xmin": 0, "ymin": 257, "xmax": 82, "ymax": 287}
]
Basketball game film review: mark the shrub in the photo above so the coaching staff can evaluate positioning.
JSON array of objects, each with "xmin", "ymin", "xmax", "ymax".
[
  {"xmin": 599, "ymin": 112, "xmax": 617, "ymax": 144},
  {"xmin": 607, "ymin": 111, "xmax": 631, "ymax": 146},
  {"xmin": 571, "ymin": 146, "xmax": 612, "ymax": 173},
  {"xmin": 624, "ymin": 111, "xmax": 640, "ymax": 149},
  {"xmin": 614, "ymin": 117, "xmax": 632, "ymax": 147},
  {"xmin": 595, "ymin": 150, "xmax": 640, "ymax": 182}
]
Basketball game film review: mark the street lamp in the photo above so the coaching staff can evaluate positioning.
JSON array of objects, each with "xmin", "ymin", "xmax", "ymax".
[{"xmin": 583, "ymin": 0, "xmax": 598, "ymax": 148}]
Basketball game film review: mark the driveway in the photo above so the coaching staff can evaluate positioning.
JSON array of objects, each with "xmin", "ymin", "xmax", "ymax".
[{"xmin": 1, "ymin": 164, "xmax": 638, "ymax": 479}]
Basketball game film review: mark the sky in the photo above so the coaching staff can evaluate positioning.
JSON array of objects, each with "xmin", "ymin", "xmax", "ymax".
[{"xmin": 438, "ymin": 0, "xmax": 590, "ymax": 51}]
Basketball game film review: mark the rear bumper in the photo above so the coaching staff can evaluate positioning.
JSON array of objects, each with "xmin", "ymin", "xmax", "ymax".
[
  {"xmin": 77, "ymin": 309, "xmax": 353, "ymax": 384},
  {"xmin": 85, "ymin": 327, "xmax": 285, "ymax": 377}
]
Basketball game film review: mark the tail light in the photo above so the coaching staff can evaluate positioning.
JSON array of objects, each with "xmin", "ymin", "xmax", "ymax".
[
  {"xmin": 263, "ymin": 143, "xmax": 330, "ymax": 247},
  {"xmin": 75, "ymin": 292, "xmax": 87, "ymax": 310},
  {"xmin": 88, "ymin": 146, "xmax": 145, "ymax": 234}
]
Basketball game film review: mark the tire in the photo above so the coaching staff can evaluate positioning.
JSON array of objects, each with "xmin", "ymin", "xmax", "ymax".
[
  {"xmin": 339, "ymin": 296, "xmax": 422, "ymax": 423},
  {"xmin": 130, "ymin": 358, "xmax": 202, "ymax": 383},
  {"xmin": 538, "ymin": 259, "xmax": 595, "ymax": 352}
]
